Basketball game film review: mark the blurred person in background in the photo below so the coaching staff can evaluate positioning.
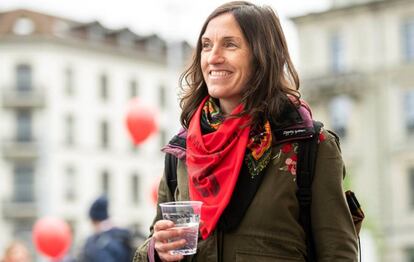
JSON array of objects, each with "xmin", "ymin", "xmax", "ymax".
[
  {"xmin": 78, "ymin": 195, "xmax": 133, "ymax": 262},
  {"xmin": 1, "ymin": 241, "xmax": 32, "ymax": 262},
  {"xmin": 134, "ymin": 1, "xmax": 358, "ymax": 261}
]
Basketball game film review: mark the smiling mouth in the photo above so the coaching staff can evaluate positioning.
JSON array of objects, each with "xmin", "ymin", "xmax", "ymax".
[{"xmin": 209, "ymin": 70, "xmax": 232, "ymax": 79}]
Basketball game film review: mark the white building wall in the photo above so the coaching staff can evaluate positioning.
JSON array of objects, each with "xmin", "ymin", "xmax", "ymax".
[
  {"xmin": 298, "ymin": 2, "xmax": 414, "ymax": 78},
  {"xmin": 294, "ymin": 0, "xmax": 414, "ymax": 261},
  {"xmin": 0, "ymin": 31, "xmax": 187, "ymax": 256}
]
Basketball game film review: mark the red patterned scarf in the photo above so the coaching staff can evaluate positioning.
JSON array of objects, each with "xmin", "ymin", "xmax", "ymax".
[{"xmin": 187, "ymin": 97, "xmax": 272, "ymax": 239}]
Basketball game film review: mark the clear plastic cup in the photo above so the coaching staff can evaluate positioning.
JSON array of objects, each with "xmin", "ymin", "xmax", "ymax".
[{"xmin": 159, "ymin": 201, "xmax": 203, "ymax": 255}]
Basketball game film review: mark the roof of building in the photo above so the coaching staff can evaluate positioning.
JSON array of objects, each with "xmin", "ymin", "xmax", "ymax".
[
  {"xmin": 0, "ymin": 8, "xmax": 193, "ymax": 61},
  {"xmin": 290, "ymin": 0, "xmax": 412, "ymax": 23}
]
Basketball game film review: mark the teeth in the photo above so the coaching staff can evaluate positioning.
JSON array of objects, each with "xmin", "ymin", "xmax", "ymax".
[{"xmin": 210, "ymin": 71, "xmax": 229, "ymax": 76}]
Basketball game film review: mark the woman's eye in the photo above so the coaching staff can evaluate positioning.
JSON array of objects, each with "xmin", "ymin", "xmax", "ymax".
[
  {"xmin": 224, "ymin": 42, "xmax": 237, "ymax": 48},
  {"xmin": 202, "ymin": 42, "xmax": 212, "ymax": 49}
]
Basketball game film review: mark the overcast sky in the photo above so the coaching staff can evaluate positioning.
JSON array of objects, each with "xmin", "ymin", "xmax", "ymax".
[{"xmin": 0, "ymin": 0, "xmax": 330, "ymax": 61}]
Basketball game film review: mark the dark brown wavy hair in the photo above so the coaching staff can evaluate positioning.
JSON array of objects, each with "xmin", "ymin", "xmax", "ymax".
[{"xmin": 179, "ymin": 1, "xmax": 300, "ymax": 129}]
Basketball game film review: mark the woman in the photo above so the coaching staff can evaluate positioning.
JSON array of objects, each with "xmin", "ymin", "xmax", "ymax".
[{"xmin": 134, "ymin": 1, "xmax": 358, "ymax": 261}]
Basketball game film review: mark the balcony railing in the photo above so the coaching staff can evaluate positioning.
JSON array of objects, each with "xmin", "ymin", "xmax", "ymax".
[
  {"xmin": 1, "ymin": 88, "xmax": 45, "ymax": 108},
  {"xmin": 2, "ymin": 199, "xmax": 38, "ymax": 219},
  {"xmin": 301, "ymin": 72, "xmax": 366, "ymax": 103},
  {"xmin": 1, "ymin": 140, "xmax": 40, "ymax": 160}
]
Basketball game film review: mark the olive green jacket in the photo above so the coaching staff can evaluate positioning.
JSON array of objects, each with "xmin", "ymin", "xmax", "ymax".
[{"xmin": 134, "ymin": 130, "xmax": 359, "ymax": 262}]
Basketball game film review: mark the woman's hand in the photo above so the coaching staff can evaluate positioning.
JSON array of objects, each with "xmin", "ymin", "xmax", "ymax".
[{"xmin": 153, "ymin": 220, "xmax": 186, "ymax": 262}]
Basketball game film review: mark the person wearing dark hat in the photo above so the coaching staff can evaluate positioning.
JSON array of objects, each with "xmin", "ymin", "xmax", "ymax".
[
  {"xmin": 89, "ymin": 195, "xmax": 110, "ymax": 222},
  {"xmin": 79, "ymin": 195, "xmax": 133, "ymax": 262}
]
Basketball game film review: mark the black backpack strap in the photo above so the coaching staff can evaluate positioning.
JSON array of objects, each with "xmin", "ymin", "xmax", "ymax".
[
  {"xmin": 296, "ymin": 120, "xmax": 323, "ymax": 262},
  {"xmin": 164, "ymin": 153, "xmax": 178, "ymax": 196}
]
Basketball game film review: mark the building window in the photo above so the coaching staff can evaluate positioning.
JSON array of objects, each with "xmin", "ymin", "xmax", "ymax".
[
  {"xmin": 131, "ymin": 173, "xmax": 140, "ymax": 204},
  {"xmin": 13, "ymin": 17, "xmax": 35, "ymax": 35},
  {"xmin": 146, "ymin": 37, "xmax": 163, "ymax": 55},
  {"xmin": 410, "ymin": 168, "xmax": 414, "ymax": 209},
  {"xmin": 101, "ymin": 170, "xmax": 110, "ymax": 195},
  {"xmin": 167, "ymin": 41, "xmax": 185, "ymax": 68},
  {"xmin": 100, "ymin": 120, "xmax": 110, "ymax": 148},
  {"xmin": 329, "ymin": 32, "xmax": 345, "ymax": 73},
  {"xmin": 65, "ymin": 67, "xmax": 74, "ymax": 96},
  {"xmin": 99, "ymin": 74, "xmax": 109, "ymax": 101},
  {"xmin": 65, "ymin": 114, "xmax": 75, "ymax": 146},
  {"xmin": 118, "ymin": 31, "xmax": 135, "ymax": 47},
  {"xmin": 329, "ymin": 95, "xmax": 352, "ymax": 139},
  {"xmin": 64, "ymin": 166, "xmax": 76, "ymax": 202},
  {"xmin": 159, "ymin": 84, "xmax": 167, "ymax": 109},
  {"xmin": 88, "ymin": 24, "xmax": 105, "ymax": 41},
  {"xmin": 129, "ymin": 80, "xmax": 139, "ymax": 98},
  {"xmin": 16, "ymin": 64, "xmax": 32, "ymax": 92},
  {"xmin": 404, "ymin": 89, "xmax": 414, "ymax": 134},
  {"xmin": 16, "ymin": 110, "xmax": 32, "ymax": 142},
  {"xmin": 13, "ymin": 164, "xmax": 35, "ymax": 202},
  {"xmin": 403, "ymin": 19, "xmax": 414, "ymax": 62}
]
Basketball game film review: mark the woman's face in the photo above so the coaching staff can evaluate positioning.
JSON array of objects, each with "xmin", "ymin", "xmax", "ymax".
[{"xmin": 200, "ymin": 13, "xmax": 253, "ymax": 114}]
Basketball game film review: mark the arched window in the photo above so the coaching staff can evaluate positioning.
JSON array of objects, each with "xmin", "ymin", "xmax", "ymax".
[
  {"xmin": 101, "ymin": 170, "xmax": 110, "ymax": 195},
  {"xmin": 404, "ymin": 89, "xmax": 414, "ymax": 134},
  {"xmin": 129, "ymin": 79, "xmax": 139, "ymax": 98},
  {"xmin": 131, "ymin": 173, "xmax": 140, "ymax": 204},
  {"xmin": 13, "ymin": 17, "xmax": 35, "ymax": 35},
  {"xmin": 329, "ymin": 95, "xmax": 353, "ymax": 138},
  {"xmin": 402, "ymin": 19, "xmax": 414, "ymax": 62},
  {"xmin": 329, "ymin": 31, "xmax": 345, "ymax": 73},
  {"xmin": 16, "ymin": 64, "xmax": 32, "ymax": 92}
]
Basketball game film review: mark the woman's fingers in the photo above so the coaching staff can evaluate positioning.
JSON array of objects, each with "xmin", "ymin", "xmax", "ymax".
[
  {"xmin": 155, "ymin": 238, "xmax": 186, "ymax": 261},
  {"xmin": 153, "ymin": 220, "xmax": 187, "ymax": 261},
  {"xmin": 154, "ymin": 220, "xmax": 175, "ymax": 232},
  {"xmin": 154, "ymin": 228, "xmax": 183, "ymax": 242},
  {"xmin": 153, "ymin": 220, "xmax": 179, "ymax": 242},
  {"xmin": 155, "ymin": 238, "xmax": 186, "ymax": 253}
]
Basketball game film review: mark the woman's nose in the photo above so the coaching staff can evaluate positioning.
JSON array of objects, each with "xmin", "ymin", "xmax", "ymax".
[{"xmin": 208, "ymin": 47, "xmax": 225, "ymax": 64}]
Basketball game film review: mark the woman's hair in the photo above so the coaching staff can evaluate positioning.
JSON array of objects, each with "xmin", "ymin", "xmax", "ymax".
[{"xmin": 179, "ymin": 1, "xmax": 300, "ymax": 129}]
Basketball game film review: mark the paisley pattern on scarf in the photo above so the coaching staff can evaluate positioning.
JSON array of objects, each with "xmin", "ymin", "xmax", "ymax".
[{"xmin": 202, "ymin": 97, "xmax": 272, "ymax": 178}]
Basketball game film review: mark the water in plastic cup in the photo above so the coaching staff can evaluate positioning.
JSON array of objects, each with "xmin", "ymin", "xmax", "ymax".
[{"xmin": 159, "ymin": 201, "xmax": 203, "ymax": 255}]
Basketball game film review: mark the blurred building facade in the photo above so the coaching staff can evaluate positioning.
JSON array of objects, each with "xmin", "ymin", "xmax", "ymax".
[
  {"xmin": 0, "ymin": 9, "xmax": 192, "ymax": 258},
  {"xmin": 292, "ymin": 0, "xmax": 414, "ymax": 261}
]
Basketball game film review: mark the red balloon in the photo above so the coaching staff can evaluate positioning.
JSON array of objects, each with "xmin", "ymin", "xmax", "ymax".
[
  {"xmin": 126, "ymin": 98, "xmax": 157, "ymax": 145},
  {"xmin": 32, "ymin": 217, "xmax": 72, "ymax": 259}
]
